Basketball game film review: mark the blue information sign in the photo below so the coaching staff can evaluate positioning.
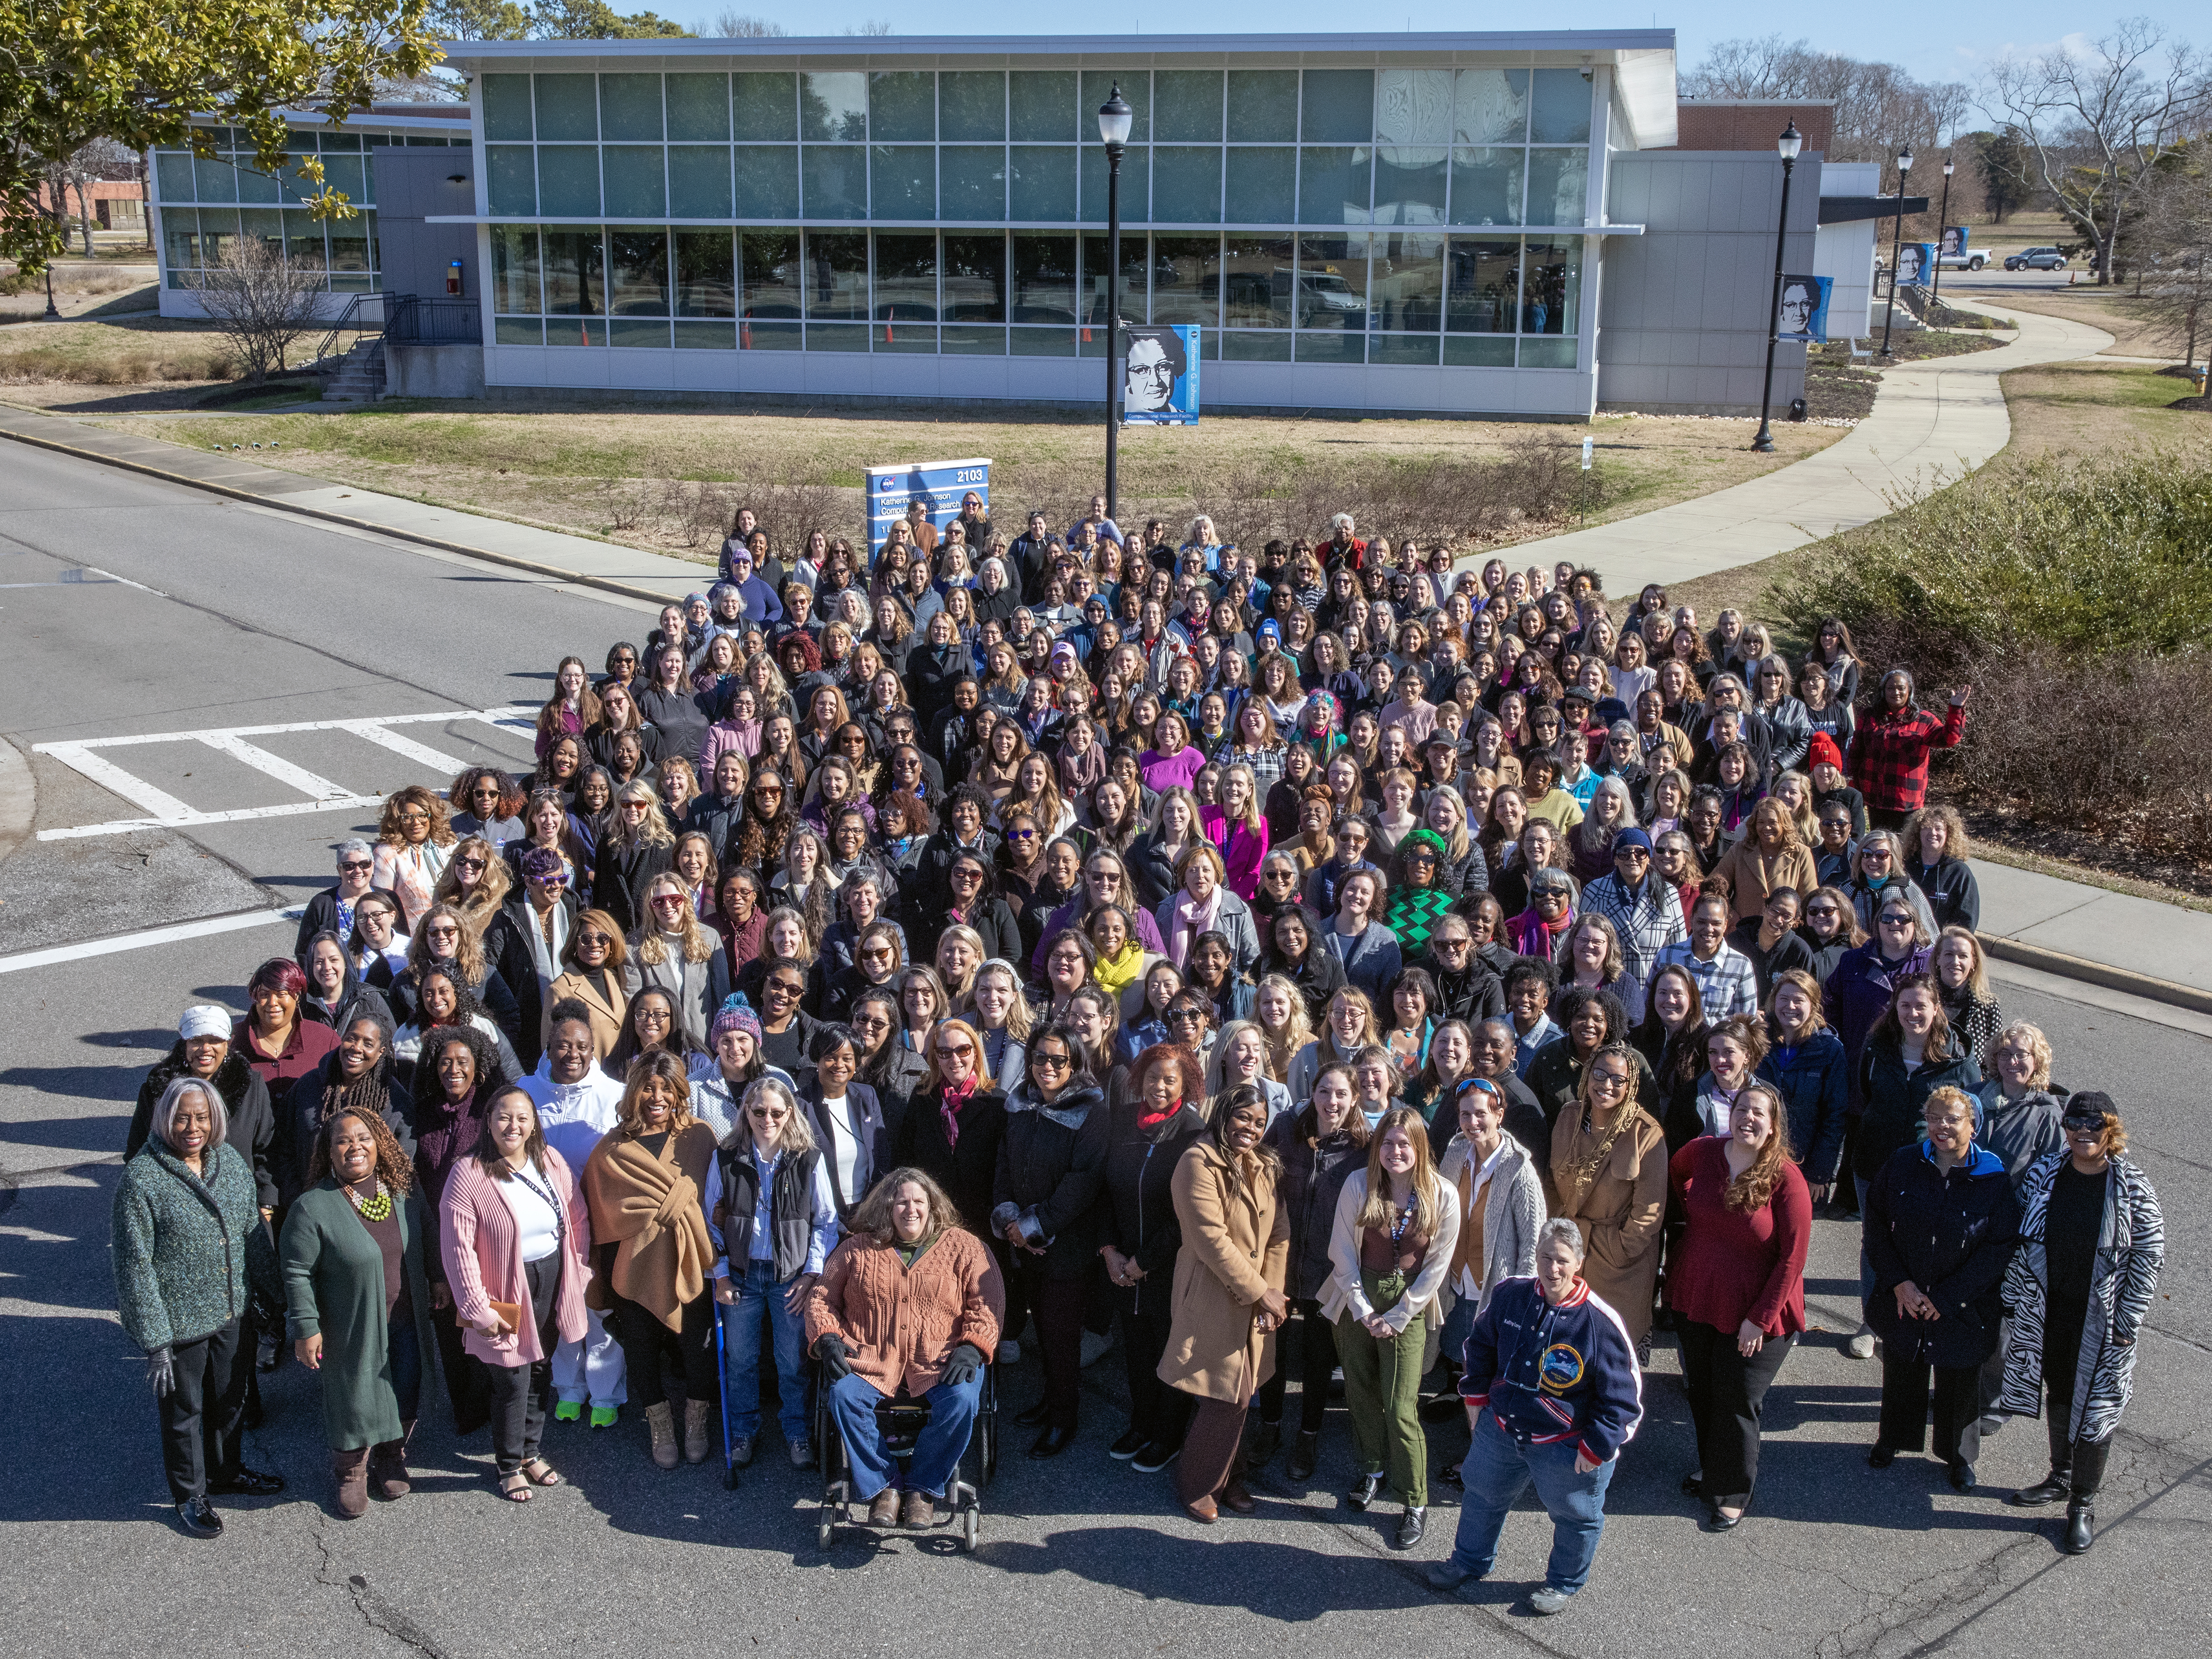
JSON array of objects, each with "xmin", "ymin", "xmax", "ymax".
[
  {"xmin": 1121, "ymin": 325, "xmax": 1200, "ymax": 426},
  {"xmin": 865, "ymin": 457, "xmax": 991, "ymax": 563}
]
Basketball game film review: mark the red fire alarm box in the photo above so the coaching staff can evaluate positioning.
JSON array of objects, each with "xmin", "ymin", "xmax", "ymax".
[{"xmin": 446, "ymin": 259, "xmax": 464, "ymax": 297}]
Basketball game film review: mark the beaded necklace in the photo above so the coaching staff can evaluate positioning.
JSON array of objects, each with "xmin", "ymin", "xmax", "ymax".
[{"xmin": 344, "ymin": 1178, "xmax": 393, "ymax": 1223}]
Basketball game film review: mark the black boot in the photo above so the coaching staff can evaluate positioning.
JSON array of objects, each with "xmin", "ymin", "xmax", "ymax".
[
  {"xmin": 1286, "ymin": 1430, "xmax": 1320, "ymax": 1483},
  {"xmin": 2008, "ymin": 1471, "xmax": 2070, "ymax": 1507},
  {"xmin": 1249, "ymin": 1419, "xmax": 1282, "ymax": 1465},
  {"xmin": 2063, "ymin": 1499, "xmax": 2096, "ymax": 1554},
  {"xmin": 2062, "ymin": 1438, "xmax": 2108, "ymax": 1554}
]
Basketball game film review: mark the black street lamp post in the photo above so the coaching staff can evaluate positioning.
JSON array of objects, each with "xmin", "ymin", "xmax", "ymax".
[
  {"xmin": 1752, "ymin": 120, "xmax": 1804, "ymax": 454},
  {"xmin": 1930, "ymin": 155, "xmax": 1955, "ymax": 311},
  {"xmin": 1879, "ymin": 144, "xmax": 1915, "ymax": 357},
  {"xmin": 1098, "ymin": 84, "xmax": 1132, "ymax": 522}
]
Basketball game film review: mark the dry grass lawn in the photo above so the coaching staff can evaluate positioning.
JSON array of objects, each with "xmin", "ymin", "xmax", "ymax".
[
  {"xmin": 102, "ymin": 399, "xmax": 1846, "ymax": 565},
  {"xmin": 0, "ymin": 313, "xmax": 234, "ymax": 384}
]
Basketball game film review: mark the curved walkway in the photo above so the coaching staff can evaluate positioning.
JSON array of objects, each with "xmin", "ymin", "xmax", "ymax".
[{"xmin": 1519, "ymin": 304, "xmax": 2114, "ymax": 587}]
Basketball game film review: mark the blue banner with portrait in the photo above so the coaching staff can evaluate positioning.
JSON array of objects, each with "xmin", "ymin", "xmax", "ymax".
[
  {"xmin": 1121, "ymin": 325, "xmax": 1200, "ymax": 426},
  {"xmin": 1893, "ymin": 241, "xmax": 1936, "ymax": 288},
  {"xmin": 1940, "ymin": 226, "xmax": 1970, "ymax": 260},
  {"xmin": 1777, "ymin": 273, "xmax": 1833, "ymax": 343},
  {"xmin": 865, "ymin": 458, "xmax": 991, "ymax": 563}
]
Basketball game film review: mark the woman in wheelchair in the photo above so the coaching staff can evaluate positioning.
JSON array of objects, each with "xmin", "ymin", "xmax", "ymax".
[{"xmin": 805, "ymin": 1167, "xmax": 1006, "ymax": 1528}]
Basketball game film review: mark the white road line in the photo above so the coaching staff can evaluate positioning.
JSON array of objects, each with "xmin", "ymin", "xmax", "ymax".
[
  {"xmin": 0, "ymin": 905, "xmax": 305, "ymax": 976},
  {"xmin": 339, "ymin": 721, "xmax": 471, "ymax": 774},
  {"xmin": 36, "ymin": 742, "xmax": 196, "ymax": 819},
  {"xmin": 37, "ymin": 796, "xmax": 390, "ymax": 841},
  {"xmin": 33, "ymin": 704, "xmax": 535, "ymax": 752},
  {"xmin": 78, "ymin": 565, "xmax": 168, "ymax": 596},
  {"xmin": 196, "ymin": 733, "xmax": 355, "ymax": 801}
]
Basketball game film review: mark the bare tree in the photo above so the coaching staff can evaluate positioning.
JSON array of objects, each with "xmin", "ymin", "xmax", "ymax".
[
  {"xmin": 1683, "ymin": 35, "xmax": 1970, "ymax": 167},
  {"xmin": 844, "ymin": 19, "xmax": 891, "ymax": 34},
  {"xmin": 193, "ymin": 237, "xmax": 328, "ymax": 381},
  {"xmin": 2136, "ymin": 158, "xmax": 2212, "ymax": 364},
  {"xmin": 709, "ymin": 9, "xmax": 784, "ymax": 33},
  {"xmin": 41, "ymin": 141, "xmax": 130, "ymax": 256},
  {"xmin": 1984, "ymin": 20, "xmax": 2212, "ymax": 285}
]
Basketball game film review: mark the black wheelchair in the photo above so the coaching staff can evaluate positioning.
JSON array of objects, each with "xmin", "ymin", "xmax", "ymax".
[{"xmin": 813, "ymin": 1364, "xmax": 999, "ymax": 1551}]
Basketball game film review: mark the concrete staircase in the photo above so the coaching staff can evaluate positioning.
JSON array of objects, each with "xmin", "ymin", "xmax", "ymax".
[{"xmin": 325, "ymin": 337, "xmax": 385, "ymax": 403}]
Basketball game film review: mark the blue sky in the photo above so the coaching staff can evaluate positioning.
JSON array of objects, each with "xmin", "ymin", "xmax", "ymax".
[{"xmin": 670, "ymin": 6, "xmax": 2200, "ymax": 96}]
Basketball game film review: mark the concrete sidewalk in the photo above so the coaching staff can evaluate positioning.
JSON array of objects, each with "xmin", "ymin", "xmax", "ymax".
[
  {"xmin": 1975, "ymin": 861, "xmax": 2212, "ymax": 1019},
  {"xmin": 1517, "ymin": 304, "xmax": 2114, "ymax": 587},
  {"xmin": 0, "ymin": 403, "xmax": 716, "ymax": 610}
]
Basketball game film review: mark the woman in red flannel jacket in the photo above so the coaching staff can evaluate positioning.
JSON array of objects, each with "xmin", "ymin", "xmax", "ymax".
[{"xmin": 1849, "ymin": 670, "xmax": 1969, "ymax": 831}]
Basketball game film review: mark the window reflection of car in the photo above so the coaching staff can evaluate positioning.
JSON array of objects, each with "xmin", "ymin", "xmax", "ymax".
[{"xmin": 1270, "ymin": 267, "xmax": 1368, "ymax": 328}]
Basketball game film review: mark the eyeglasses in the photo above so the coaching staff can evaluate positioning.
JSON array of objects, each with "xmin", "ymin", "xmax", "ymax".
[
  {"xmin": 1806, "ymin": 903, "xmax": 1841, "ymax": 917},
  {"xmin": 1588, "ymin": 1070, "xmax": 1632, "ymax": 1093},
  {"xmin": 1862, "ymin": 848, "xmax": 1893, "ymax": 863},
  {"xmin": 397, "ymin": 811, "xmax": 430, "ymax": 825},
  {"xmin": 1433, "ymin": 936, "xmax": 1471, "ymax": 951},
  {"xmin": 578, "ymin": 933, "xmax": 611, "ymax": 948}
]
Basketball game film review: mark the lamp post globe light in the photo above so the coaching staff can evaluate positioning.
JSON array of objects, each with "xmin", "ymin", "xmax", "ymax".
[
  {"xmin": 1930, "ymin": 155, "xmax": 1956, "ymax": 310},
  {"xmin": 1098, "ymin": 84, "xmax": 1133, "ymax": 522},
  {"xmin": 1751, "ymin": 120, "xmax": 1804, "ymax": 455},
  {"xmin": 1879, "ymin": 144, "xmax": 1914, "ymax": 357}
]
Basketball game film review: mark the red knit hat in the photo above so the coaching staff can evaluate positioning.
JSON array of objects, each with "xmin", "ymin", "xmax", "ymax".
[{"xmin": 1807, "ymin": 732, "xmax": 1844, "ymax": 771}]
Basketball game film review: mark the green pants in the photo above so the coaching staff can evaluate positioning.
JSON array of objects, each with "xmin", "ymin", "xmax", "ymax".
[{"xmin": 1336, "ymin": 1270, "xmax": 1430, "ymax": 1506}]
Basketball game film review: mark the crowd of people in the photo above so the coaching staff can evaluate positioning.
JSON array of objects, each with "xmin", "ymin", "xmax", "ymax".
[{"xmin": 110, "ymin": 500, "xmax": 2164, "ymax": 1611}]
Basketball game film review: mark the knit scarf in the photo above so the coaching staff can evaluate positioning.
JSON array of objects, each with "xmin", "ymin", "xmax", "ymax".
[
  {"xmin": 937, "ymin": 1075, "xmax": 979, "ymax": 1148},
  {"xmin": 1138, "ymin": 1098, "xmax": 1183, "ymax": 1131},
  {"xmin": 1093, "ymin": 941, "xmax": 1147, "ymax": 1001},
  {"xmin": 1170, "ymin": 887, "xmax": 1223, "ymax": 966}
]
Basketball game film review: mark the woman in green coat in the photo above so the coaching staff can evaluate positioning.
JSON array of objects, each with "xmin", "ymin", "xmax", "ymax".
[{"xmin": 280, "ymin": 1107, "xmax": 436, "ymax": 1517}]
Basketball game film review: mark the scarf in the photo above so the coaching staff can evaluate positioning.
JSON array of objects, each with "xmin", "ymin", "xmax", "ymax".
[
  {"xmin": 1138, "ymin": 1097, "xmax": 1182, "ymax": 1131},
  {"xmin": 937, "ymin": 1075, "xmax": 979, "ymax": 1148},
  {"xmin": 581, "ymin": 1127, "xmax": 712, "ymax": 1330},
  {"xmin": 1093, "ymin": 940, "xmax": 1147, "ymax": 1000},
  {"xmin": 1170, "ymin": 887, "xmax": 1224, "ymax": 967}
]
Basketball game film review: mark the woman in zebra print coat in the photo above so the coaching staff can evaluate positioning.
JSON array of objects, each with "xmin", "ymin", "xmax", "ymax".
[{"xmin": 1997, "ymin": 1092, "xmax": 2164, "ymax": 1557}]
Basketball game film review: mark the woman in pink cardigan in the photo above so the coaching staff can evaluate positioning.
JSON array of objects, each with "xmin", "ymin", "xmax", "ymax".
[{"xmin": 442, "ymin": 1084, "xmax": 593, "ymax": 1503}]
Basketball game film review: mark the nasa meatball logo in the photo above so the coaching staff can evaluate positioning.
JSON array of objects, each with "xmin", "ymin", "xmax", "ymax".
[{"xmin": 1539, "ymin": 1342, "xmax": 1585, "ymax": 1392}]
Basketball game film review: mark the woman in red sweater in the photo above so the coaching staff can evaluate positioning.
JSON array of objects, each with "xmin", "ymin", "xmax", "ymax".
[{"xmin": 1667, "ymin": 1080, "xmax": 1811, "ymax": 1532}]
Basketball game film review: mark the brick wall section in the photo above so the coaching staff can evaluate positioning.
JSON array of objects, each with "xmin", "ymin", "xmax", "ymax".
[{"xmin": 1670, "ymin": 102, "xmax": 1834, "ymax": 155}]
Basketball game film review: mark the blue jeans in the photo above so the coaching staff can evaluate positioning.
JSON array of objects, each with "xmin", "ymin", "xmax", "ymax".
[
  {"xmin": 1449, "ymin": 1413, "xmax": 1617, "ymax": 1596},
  {"xmin": 721, "ymin": 1261, "xmax": 811, "ymax": 1443},
  {"xmin": 828, "ymin": 1370, "xmax": 983, "ymax": 1501},
  {"xmin": 1437, "ymin": 1292, "xmax": 1479, "ymax": 1378}
]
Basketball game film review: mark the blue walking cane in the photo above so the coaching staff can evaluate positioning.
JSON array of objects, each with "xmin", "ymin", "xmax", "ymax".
[{"xmin": 712, "ymin": 1297, "xmax": 740, "ymax": 1489}]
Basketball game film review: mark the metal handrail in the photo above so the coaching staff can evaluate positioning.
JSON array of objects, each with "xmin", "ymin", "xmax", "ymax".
[
  {"xmin": 307, "ymin": 291, "xmax": 385, "ymax": 370},
  {"xmin": 385, "ymin": 294, "xmax": 482, "ymax": 347}
]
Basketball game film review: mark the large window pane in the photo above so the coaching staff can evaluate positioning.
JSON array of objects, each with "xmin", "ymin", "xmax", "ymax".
[
  {"xmin": 1221, "ymin": 235, "xmax": 1293, "ymax": 327},
  {"xmin": 874, "ymin": 231, "xmax": 937, "ymax": 320},
  {"xmin": 1525, "ymin": 149, "xmax": 1589, "ymax": 227},
  {"xmin": 543, "ymin": 229, "xmax": 605, "ymax": 314},
  {"xmin": 1445, "ymin": 238, "xmax": 1519, "ymax": 333},
  {"xmin": 537, "ymin": 147, "xmax": 601, "ymax": 217},
  {"xmin": 1154, "ymin": 71, "xmax": 1223, "ymax": 142},
  {"xmin": 675, "ymin": 321, "xmax": 736, "ymax": 349},
  {"xmin": 1520, "ymin": 336, "xmax": 1577, "ymax": 367},
  {"xmin": 1522, "ymin": 238, "xmax": 1582, "ymax": 335},
  {"xmin": 1294, "ymin": 233, "xmax": 1367, "ymax": 330},
  {"xmin": 675, "ymin": 229, "xmax": 734, "ymax": 316},
  {"xmin": 1224, "ymin": 330, "xmax": 1291, "ymax": 361},
  {"xmin": 1530, "ymin": 68, "xmax": 1592, "ymax": 144},
  {"xmin": 238, "ymin": 208, "xmax": 284, "ymax": 258},
  {"xmin": 941, "ymin": 147, "xmax": 1005, "ymax": 220},
  {"xmin": 156, "ymin": 152, "xmax": 196, "ymax": 203},
  {"xmin": 330, "ymin": 212, "xmax": 374, "ymax": 274},
  {"xmin": 808, "ymin": 323, "xmax": 869, "ymax": 352},
  {"xmin": 1301, "ymin": 69, "xmax": 1373, "ymax": 144},
  {"xmin": 941, "ymin": 324, "xmax": 1003, "ymax": 355},
  {"xmin": 1445, "ymin": 334, "xmax": 1514, "ymax": 366},
  {"xmin": 669, "ymin": 147, "xmax": 732, "ymax": 218},
  {"xmin": 1152, "ymin": 148, "xmax": 1221, "ymax": 225},
  {"xmin": 801, "ymin": 72, "xmax": 868, "ymax": 142},
  {"xmin": 1449, "ymin": 148, "xmax": 1524, "ymax": 227},
  {"xmin": 1010, "ymin": 71, "xmax": 1077, "ymax": 142},
  {"xmin": 1080, "ymin": 147, "xmax": 1146, "ymax": 224},
  {"xmin": 942, "ymin": 233, "xmax": 1006, "ymax": 322},
  {"xmin": 321, "ymin": 155, "xmax": 366, "ymax": 204},
  {"xmin": 535, "ymin": 74, "xmax": 598, "ymax": 142},
  {"xmin": 194, "ymin": 155, "xmax": 238, "ymax": 203},
  {"xmin": 482, "ymin": 74, "xmax": 534, "ymax": 141},
  {"xmin": 1298, "ymin": 147, "xmax": 1370, "ymax": 226},
  {"xmin": 1224, "ymin": 149, "xmax": 1295, "ymax": 224},
  {"xmin": 1227, "ymin": 70, "xmax": 1299, "ymax": 141},
  {"xmin": 1373, "ymin": 147, "xmax": 1446, "ymax": 224},
  {"xmin": 493, "ymin": 224, "xmax": 541, "ymax": 311},
  {"xmin": 1011, "ymin": 327, "xmax": 1075, "ymax": 357},
  {"xmin": 1296, "ymin": 330, "xmax": 1366, "ymax": 362},
  {"xmin": 734, "ymin": 147, "xmax": 799, "ymax": 218},
  {"xmin": 802, "ymin": 148, "xmax": 867, "ymax": 219},
  {"xmin": 1081, "ymin": 72, "xmax": 1149, "ymax": 143},
  {"xmin": 1080, "ymin": 233, "xmax": 1149, "ymax": 326},
  {"xmin": 1370, "ymin": 333, "xmax": 1438, "ymax": 365},
  {"xmin": 734, "ymin": 72, "xmax": 797, "ymax": 142},
  {"xmin": 198, "ymin": 209, "xmax": 238, "ymax": 268},
  {"xmin": 163, "ymin": 208, "xmax": 202, "ymax": 271},
  {"xmin": 282, "ymin": 211, "xmax": 326, "ymax": 270},
  {"xmin": 1376, "ymin": 70, "xmax": 1453, "ymax": 145},
  {"xmin": 1009, "ymin": 147, "xmax": 1075, "ymax": 221},
  {"xmin": 495, "ymin": 318, "xmax": 544, "ymax": 345},
  {"xmin": 601, "ymin": 74, "xmax": 664, "ymax": 142},
  {"xmin": 940, "ymin": 71, "xmax": 1006, "ymax": 142},
  {"xmin": 603, "ymin": 146, "xmax": 666, "ymax": 218},
  {"xmin": 871, "ymin": 146, "xmax": 934, "ymax": 219},
  {"xmin": 1012, "ymin": 233, "xmax": 1077, "ymax": 323},
  {"xmin": 870, "ymin": 71, "xmax": 934, "ymax": 142},
  {"xmin": 611, "ymin": 319, "xmax": 669, "ymax": 348},
  {"xmin": 1368, "ymin": 229, "xmax": 1444, "ymax": 331},
  {"xmin": 488, "ymin": 146, "xmax": 536, "ymax": 215},
  {"xmin": 667, "ymin": 74, "xmax": 731, "ymax": 142},
  {"xmin": 740, "ymin": 228, "xmax": 802, "ymax": 319},
  {"xmin": 803, "ymin": 230, "xmax": 868, "ymax": 319},
  {"xmin": 875, "ymin": 320, "xmax": 936, "ymax": 353},
  {"xmin": 236, "ymin": 164, "xmax": 280, "ymax": 205},
  {"xmin": 1151, "ymin": 234, "xmax": 1220, "ymax": 326},
  {"xmin": 1454, "ymin": 69, "xmax": 1528, "ymax": 145}
]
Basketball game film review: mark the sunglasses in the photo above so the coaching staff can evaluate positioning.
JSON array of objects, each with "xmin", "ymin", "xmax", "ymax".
[
  {"xmin": 339, "ymin": 861, "xmax": 373, "ymax": 873},
  {"xmin": 456, "ymin": 857, "xmax": 488, "ymax": 872},
  {"xmin": 1006, "ymin": 828, "xmax": 1036, "ymax": 841},
  {"xmin": 766, "ymin": 980, "xmax": 803, "ymax": 996},
  {"xmin": 938, "ymin": 1042, "xmax": 976, "ymax": 1059},
  {"xmin": 651, "ymin": 895, "xmax": 689, "ymax": 908},
  {"xmin": 1030, "ymin": 1050, "xmax": 1072, "ymax": 1070},
  {"xmin": 2062, "ymin": 1114, "xmax": 2110, "ymax": 1133},
  {"xmin": 1165, "ymin": 1010, "xmax": 1204, "ymax": 1024},
  {"xmin": 533, "ymin": 874, "xmax": 570, "ymax": 889}
]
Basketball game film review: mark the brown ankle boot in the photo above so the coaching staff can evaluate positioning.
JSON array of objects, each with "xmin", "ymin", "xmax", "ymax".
[
  {"xmin": 332, "ymin": 1447, "xmax": 371, "ymax": 1518},
  {"xmin": 368, "ymin": 1422, "xmax": 414, "ymax": 1499},
  {"xmin": 683, "ymin": 1398, "xmax": 713, "ymax": 1465},
  {"xmin": 645, "ymin": 1401, "xmax": 680, "ymax": 1470}
]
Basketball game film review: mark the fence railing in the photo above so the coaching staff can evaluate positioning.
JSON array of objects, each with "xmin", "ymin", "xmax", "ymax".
[
  {"xmin": 307, "ymin": 291, "xmax": 386, "ymax": 368},
  {"xmin": 386, "ymin": 294, "xmax": 483, "ymax": 347}
]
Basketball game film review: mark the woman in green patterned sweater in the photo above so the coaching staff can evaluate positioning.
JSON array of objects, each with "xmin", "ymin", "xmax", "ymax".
[{"xmin": 1384, "ymin": 831, "xmax": 1457, "ymax": 952}]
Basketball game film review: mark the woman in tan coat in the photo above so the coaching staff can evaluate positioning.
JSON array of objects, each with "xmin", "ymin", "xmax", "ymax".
[
  {"xmin": 581, "ymin": 1050, "xmax": 719, "ymax": 1469},
  {"xmin": 1711, "ymin": 798, "xmax": 1817, "ymax": 925},
  {"xmin": 1549, "ymin": 1042, "xmax": 1668, "ymax": 1356},
  {"xmin": 1158, "ymin": 1085, "xmax": 1290, "ymax": 1524}
]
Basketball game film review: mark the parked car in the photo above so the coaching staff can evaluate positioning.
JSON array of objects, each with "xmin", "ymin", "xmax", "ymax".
[
  {"xmin": 2003, "ymin": 247, "xmax": 2068, "ymax": 271},
  {"xmin": 1936, "ymin": 250, "xmax": 1987, "ymax": 271}
]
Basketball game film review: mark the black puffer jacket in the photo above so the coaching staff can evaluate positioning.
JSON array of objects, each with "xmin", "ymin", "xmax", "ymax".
[
  {"xmin": 1263, "ymin": 1108, "xmax": 1367, "ymax": 1301},
  {"xmin": 990, "ymin": 1078, "xmax": 1109, "ymax": 1280},
  {"xmin": 128, "ymin": 1045, "xmax": 276, "ymax": 1211},
  {"xmin": 1099, "ymin": 1095, "xmax": 1209, "ymax": 1314},
  {"xmin": 1864, "ymin": 1140, "xmax": 2020, "ymax": 1368}
]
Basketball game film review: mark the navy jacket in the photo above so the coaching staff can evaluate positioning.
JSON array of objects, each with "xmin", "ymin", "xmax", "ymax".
[
  {"xmin": 1756, "ymin": 1029, "xmax": 1851, "ymax": 1186},
  {"xmin": 1459, "ymin": 1274, "xmax": 1645, "ymax": 1465},
  {"xmin": 1863, "ymin": 1140, "xmax": 2019, "ymax": 1369}
]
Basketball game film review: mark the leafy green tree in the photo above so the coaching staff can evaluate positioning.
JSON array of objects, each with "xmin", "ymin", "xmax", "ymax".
[
  {"xmin": 1965, "ymin": 129, "xmax": 2034, "ymax": 222},
  {"xmin": 527, "ymin": 0, "xmax": 687, "ymax": 35},
  {"xmin": 0, "ymin": 0, "xmax": 440, "ymax": 272}
]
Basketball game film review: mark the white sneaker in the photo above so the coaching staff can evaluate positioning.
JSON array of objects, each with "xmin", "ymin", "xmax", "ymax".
[
  {"xmin": 1529, "ymin": 1586, "xmax": 1574, "ymax": 1616},
  {"xmin": 996, "ymin": 1339, "xmax": 1021, "ymax": 1365},
  {"xmin": 1846, "ymin": 1325, "xmax": 1876, "ymax": 1360}
]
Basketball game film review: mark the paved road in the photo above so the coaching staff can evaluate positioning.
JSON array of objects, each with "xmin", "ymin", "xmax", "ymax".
[{"xmin": 1, "ymin": 442, "xmax": 2206, "ymax": 1659}]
